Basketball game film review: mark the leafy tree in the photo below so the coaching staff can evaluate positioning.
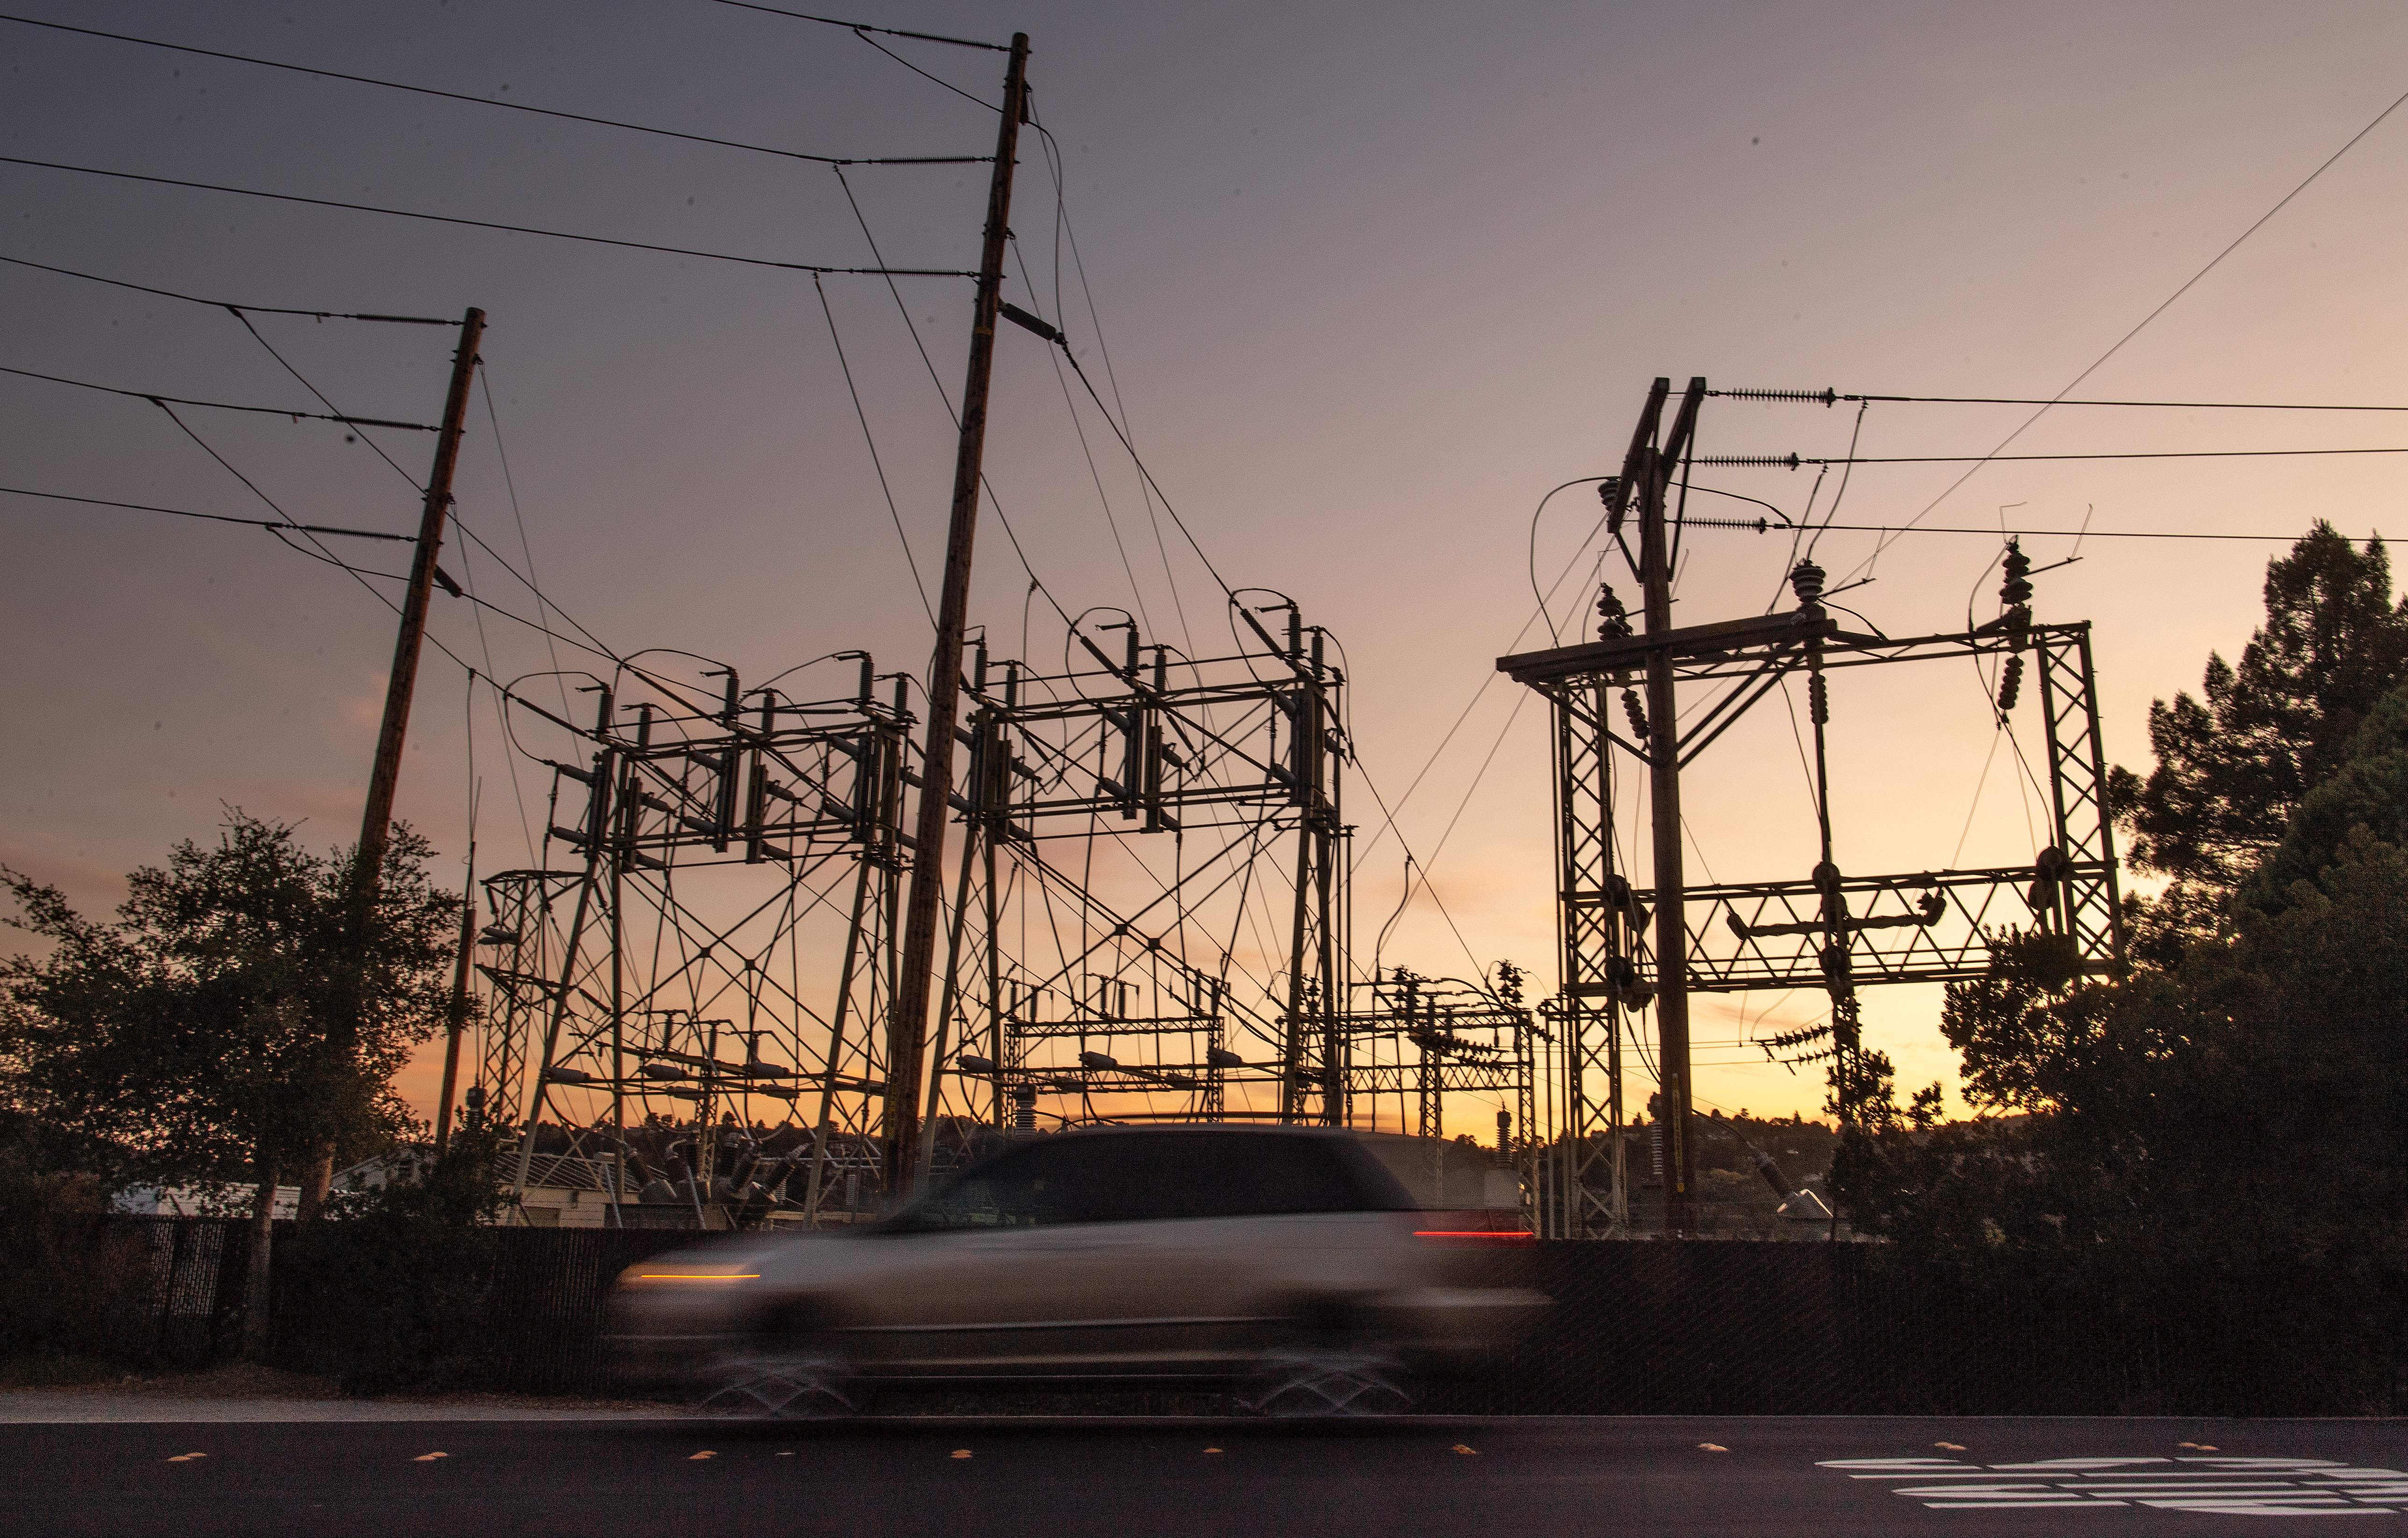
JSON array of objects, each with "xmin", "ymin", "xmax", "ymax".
[
  {"xmin": 1936, "ymin": 928, "xmax": 2091, "ymax": 1115},
  {"xmin": 0, "ymin": 811, "xmax": 457, "ymax": 1353},
  {"xmin": 2114, "ymin": 522, "xmax": 2408, "ymax": 959},
  {"xmin": 281, "ymin": 1123, "xmax": 507, "ymax": 1392},
  {"xmin": 1846, "ymin": 681, "xmax": 2408, "ymax": 1275},
  {"xmin": 1845, "ymin": 527, "xmax": 2408, "ymax": 1289}
]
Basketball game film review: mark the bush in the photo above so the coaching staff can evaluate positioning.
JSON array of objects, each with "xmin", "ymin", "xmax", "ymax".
[{"xmin": 273, "ymin": 1131, "xmax": 505, "ymax": 1393}]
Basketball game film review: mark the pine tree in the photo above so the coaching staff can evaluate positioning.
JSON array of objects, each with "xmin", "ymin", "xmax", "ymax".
[{"xmin": 2114, "ymin": 522, "xmax": 2408, "ymax": 957}]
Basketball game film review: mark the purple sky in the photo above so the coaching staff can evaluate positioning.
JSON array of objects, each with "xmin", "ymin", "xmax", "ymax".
[{"xmin": 5, "ymin": 1, "xmax": 2406, "ymax": 1128}]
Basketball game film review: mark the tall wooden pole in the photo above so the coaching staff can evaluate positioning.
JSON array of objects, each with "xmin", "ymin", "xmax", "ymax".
[
  {"xmin": 302, "ymin": 307, "xmax": 484, "ymax": 1217},
  {"xmin": 883, "ymin": 35, "xmax": 1030, "ymax": 1196},
  {"xmin": 357, "ymin": 307, "xmax": 486, "ymax": 893},
  {"xmin": 1638, "ymin": 376, "xmax": 1705, "ymax": 1235},
  {"xmin": 433, "ymin": 838, "xmax": 475, "ymax": 1152}
]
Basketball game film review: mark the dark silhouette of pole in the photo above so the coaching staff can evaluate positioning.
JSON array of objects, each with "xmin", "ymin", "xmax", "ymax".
[
  {"xmin": 883, "ymin": 37, "xmax": 1030, "ymax": 1196},
  {"xmin": 356, "ymin": 307, "xmax": 485, "ymax": 890},
  {"xmin": 433, "ymin": 837, "xmax": 475, "ymax": 1152},
  {"xmin": 1636, "ymin": 375, "xmax": 1705, "ymax": 1235},
  {"xmin": 300, "ymin": 306, "xmax": 484, "ymax": 1217}
]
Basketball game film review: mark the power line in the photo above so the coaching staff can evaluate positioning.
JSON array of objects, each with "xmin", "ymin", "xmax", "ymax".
[
  {"xmin": 1715, "ymin": 387, "xmax": 2408, "ymax": 412},
  {"xmin": 224, "ymin": 309, "xmax": 424, "ymax": 489},
  {"xmin": 213, "ymin": 312, "xmax": 672, "ymax": 712},
  {"xmin": 1053, "ymin": 342, "xmax": 1238, "ymax": 601},
  {"xmin": 143, "ymin": 398, "xmax": 484, "ymax": 686},
  {"xmin": 703, "ymin": 0, "xmax": 1008, "ymax": 51},
  {"xmin": 1701, "ymin": 446, "xmax": 2408, "ymax": 468},
  {"xmin": 1031, "ymin": 116, "xmax": 1194, "ymax": 654},
  {"xmin": 1009, "ymin": 244, "xmax": 1154, "ymax": 637},
  {"xmin": 0, "ymin": 14, "xmax": 987, "ymax": 168},
  {"xmin": 826, "ymin": 163, "xmax": 1074, "ymax": 630},
  {"xmin": 0, "ymin": 361, "xmax": 436, "ymax": 429},
  {"xmin": 139, "ymin": 319, "xmax": 649, "ymax": 702},
  {"xmin": 844, "ymin": 29, "xmax": 1001, "ymax": 112},
  {"xmin": 0, "ymin": 155, "xmax": 978, "ymax": 277},
  {"xmin": 1697, "ymin": 518, "xmax": 2408, "ymax": 545},
  {"xmin": 477, "ymin": 366, "xmax": 573, "ymax": 718},
  {"xmin": 0, "ymin": 253, "xmax": 446, "ymax": 322},
  {"xmin": 811, "ymin": 271, "xmax": 935, "ymax": 627},
  {"xmin": 0, "ymin": 483, "xmax": 410, "ymax": 541},
  {"xmin": 211, "ymin": 303, "xmax": 643, "ymax": 709},
  {"xmin": 1845, "ymin": 78, "xmax": 2408, "ymax": 578}
]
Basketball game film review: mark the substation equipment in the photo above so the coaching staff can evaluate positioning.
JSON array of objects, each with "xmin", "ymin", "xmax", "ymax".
[
  {"xmin": 1499, "ymin": 377, "xmax": 2125, "ymax": 1238},
  {"xmin": 472, "ymin": 655, "xmax": 912, "ymax": 1223},
  {"xmin": 467, "ymin": 604, "xmax": 1545, "ymax": 1224}
]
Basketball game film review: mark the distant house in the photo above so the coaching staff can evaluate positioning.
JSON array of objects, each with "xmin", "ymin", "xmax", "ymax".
[{"xmin": 113, "ymin": 1183, "xmax": 300, "ymax": 1220}]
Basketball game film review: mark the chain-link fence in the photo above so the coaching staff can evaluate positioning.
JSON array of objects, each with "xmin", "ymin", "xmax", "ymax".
[{"xmin": 10, "ymin": 1217, "xmax": 2399, "ymax": 1412}]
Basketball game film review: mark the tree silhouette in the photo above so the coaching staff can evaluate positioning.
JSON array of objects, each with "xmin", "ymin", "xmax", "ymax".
[{"xmin": 1, "ymin": 811, "xmax": 456, "ymax": 1353}]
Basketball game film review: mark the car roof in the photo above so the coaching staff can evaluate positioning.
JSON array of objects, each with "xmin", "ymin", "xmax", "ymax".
[{"xmin": 1038, "ymin": 1123, "xmax": 1357, "ymax": 1140}]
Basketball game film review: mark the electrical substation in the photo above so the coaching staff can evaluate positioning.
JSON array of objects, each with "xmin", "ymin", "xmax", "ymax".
[
  {"xmin": 0, "ymin": 22, "xmax": 2156, "ymax": 1243},
  {"xmin": 462, "ymin": 374, "xmax": 2127, "ymax": 1238},
  {"xmin": 1501, "ymin": 378, "xmax": 2123, "ymax": 1238}
]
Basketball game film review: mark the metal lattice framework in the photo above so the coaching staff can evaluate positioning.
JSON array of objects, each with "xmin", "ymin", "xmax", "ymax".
[
  {"xmin": 465, "ymin": 601, "xmax": 1548, "ymax": 1228},
  {"xmin": 1330, "ymin": 972, "xmax": 1536, "ymax": 1183},
  {"xmin": 1503, "ymin": 606, "xmax": 2124, "ymax": 1236},
  {"xmin": 471, "ymin": 657, "xmax": 915, "ymax": 1221},
  {"xmin": 924, "ymin": 606, "xmax": 1351, "ymax": 1138}
]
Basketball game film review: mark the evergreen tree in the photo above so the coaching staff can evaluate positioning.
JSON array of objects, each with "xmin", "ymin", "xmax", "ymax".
[{"xmin": 2115, "ymin": 522, "xmax": 2408, "ymax": 957}]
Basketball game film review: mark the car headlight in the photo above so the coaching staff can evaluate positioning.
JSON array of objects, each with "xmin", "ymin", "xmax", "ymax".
[{"xmin": 617, "ymin": 1261, "xmax": 762, "ymax": 1288}]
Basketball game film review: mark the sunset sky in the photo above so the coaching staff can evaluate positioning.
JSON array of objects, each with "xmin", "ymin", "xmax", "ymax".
[{"xmin": 5, "ymin": 1, "xmax": 2407, "ymax": 1135}]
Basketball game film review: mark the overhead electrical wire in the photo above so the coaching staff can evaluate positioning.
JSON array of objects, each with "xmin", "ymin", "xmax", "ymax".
[
  {"xmin": 811, "ymin": 270, "xmax": 937, "ymax": 627},
  {"xmin": 1694, "ymin": 516, "xmax": 2408, "ymax": 544},
  {"xmin": 0, "ymin": 154, "xmax": 978, "ymax": 277},
  {"xmin": 1838, "ymin": 78, "xmax": 2408, "ymax": 579},
  {"xmin": 0, "ymin": 253, "xmax": 446, "ymax": 322},
  {"xmin": 826, "ymin": 163, "xmax": 1074, "ymax": 630},
  {"xmin": 1352, "ymin": 473, "xmax": 1638, "ymax": 873},
  {"xmin": 845, "ymin": 29, "xmax": 1003, "ymax": 111},
  {"xmin": 5, "ymin": 253, "xmax": 642, "ymax": 756},
  {"xmin": 702, "ymin": 0, "xmax": 1008, "ymax": 51},
  {"xmin": 478, "ymin": 368, "xmax": 573, "ymax": 718},
  {"xmin": 1701, "ymin": 445, "xmax": 2408, "ymax": 467},
  {"xmin": 217, "ymin": 313, "xmax": 698, "ymax": 715},
  {"xmin": 145, "ymin": 398, "xmax": 482, "ymax": 685},
  {"xmin": 0, "ymin": 15, "xmax": 988, "ymax": 166},
  {"xmin": 1716, "ymin": 387, "xmax": 2408, "ymax": 412},
  {"xmin": 1050, "ymin": 340, "xmax": 1238, "ymax": 603},
  {"xmin": 0, "ymin": 483, "xmax": 409, "ymax": 542},
  {"xmin": 1008, "ymin": 245, "xmax": 1154, "ymax": 637},
  {"xmin": 0, "ymin": 361, "xmax": 436, "ymax": 429},
  {"xmin": 1031, "ymin": 114, "xmax": 1194, "ymax": 654}
]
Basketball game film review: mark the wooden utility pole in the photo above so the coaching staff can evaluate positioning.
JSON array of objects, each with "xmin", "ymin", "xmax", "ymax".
[
  {"xmin": 1633, "ymin": 375, "xmax": 1706, "ymax": 1235},
  {"xmin": 883, "ymin": 36, "xmax": 1031, "ymax": 1196},
  {"xmin": 301, "ymin": 306, "xmax": 484, "ymax": 1217},
  {"xmin": 358, "ymin": 308, "xmax": 486, "ymax": 897},
  {"xmin": 433, "ymin": 837, "xmax": 476, "ymax": 1153}
]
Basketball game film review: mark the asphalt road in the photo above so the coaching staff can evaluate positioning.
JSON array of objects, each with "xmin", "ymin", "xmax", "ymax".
[{"xmin": 6, "ymin": 1414, "xmax": 2404, "ymax": 1537}]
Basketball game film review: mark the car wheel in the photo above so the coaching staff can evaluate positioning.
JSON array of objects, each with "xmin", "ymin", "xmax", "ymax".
[
  {"xmin": 1243, "ymin": 1348, "xmax": 1416, "ymax": 1417},
  {"xmin": 697, "ymin": 1348, "xmax": 857, "ymax": 1420}
]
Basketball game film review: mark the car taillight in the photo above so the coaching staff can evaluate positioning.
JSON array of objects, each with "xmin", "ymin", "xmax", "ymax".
[{"xmin": 1410, "ymin": 1211, "xmax": 1535, "ymax": 1246}]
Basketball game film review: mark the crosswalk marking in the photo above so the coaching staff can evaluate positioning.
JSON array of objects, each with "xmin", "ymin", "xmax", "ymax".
[{"xmin": 1822, "ymin": 1455, "xmax": 2408, "ymax": 1516}]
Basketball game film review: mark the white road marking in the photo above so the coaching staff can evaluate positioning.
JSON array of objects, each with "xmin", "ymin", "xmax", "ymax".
[{"xmin": 1824, "ymin": 1455, "xmax": 2408, "ymax": 1516}]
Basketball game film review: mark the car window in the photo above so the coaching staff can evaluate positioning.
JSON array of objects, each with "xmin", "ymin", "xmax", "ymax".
[
  {"xmin": 895, "ymin": 1130, "xmax": 1415, "ymax": 1230},
  {"xmin": 1188, "ymin": 1133, "xmax": 1394, "ymax": 1217},
  {"xmin": 890, "ymin": 1139, "xmax": 1100, "ymax": 1230}
]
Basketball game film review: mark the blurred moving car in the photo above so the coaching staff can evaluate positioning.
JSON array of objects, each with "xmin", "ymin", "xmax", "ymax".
[{"xmin": 607, "ymin": 1124, "xmax": 1546, "ymax": 1417}]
